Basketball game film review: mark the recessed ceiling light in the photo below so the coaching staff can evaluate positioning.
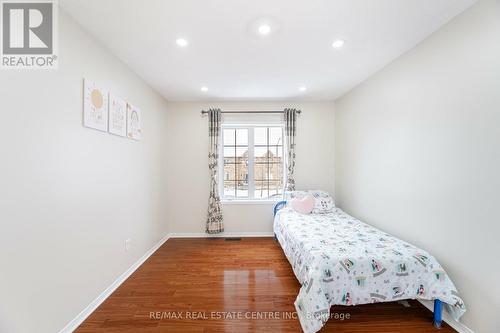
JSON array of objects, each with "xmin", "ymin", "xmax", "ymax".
[
  {"xmin": 201, "ymin": 86, "xmax": 208, "ymax": 92},
  {"xmin": 299, "ymin": 86, "xmax": 307, "ymax": 92},
  {"xmin": 331, "ymin": 39, "xmax": 345, "ymax": 49},
  {"xmin": 258, "ymin": 24, "xmax": 271, "ymax": 35},
  {"xmin": 176, "ymin": 38, "xmax": 188, "ymax": 47}
]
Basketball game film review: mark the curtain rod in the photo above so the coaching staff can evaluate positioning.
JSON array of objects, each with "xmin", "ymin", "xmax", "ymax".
[{"xmin": 200, "ymin": 109, "xmax": 301, "ymax": 115}]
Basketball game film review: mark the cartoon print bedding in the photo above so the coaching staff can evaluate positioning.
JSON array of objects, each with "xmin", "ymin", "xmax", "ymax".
[{"xmin": 274, "ymin": 207, "xmax": 465, "ymax": 333}]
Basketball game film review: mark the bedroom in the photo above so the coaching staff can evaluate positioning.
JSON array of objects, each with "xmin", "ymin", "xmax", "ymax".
[{"xmin": 0, "ymin": 0, "xmax": 499, "ymax": 332}]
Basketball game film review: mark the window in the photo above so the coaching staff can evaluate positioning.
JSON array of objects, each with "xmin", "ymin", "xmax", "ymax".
[{"xmin": 220, "ymin": 125, "xmax": 284, "ymax": 201}]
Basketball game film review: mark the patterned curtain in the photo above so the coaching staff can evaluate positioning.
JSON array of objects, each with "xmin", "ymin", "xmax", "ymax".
[
  {"xmin": 206, "ymin": 109, "xmax": 224, "ymax": 234},
  {"xmin": 284, "ymin": 108, "xmax": 298, "ymax": 191}
]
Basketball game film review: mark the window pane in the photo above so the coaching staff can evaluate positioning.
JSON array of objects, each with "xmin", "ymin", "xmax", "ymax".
[
  {"xmin": 222, "ymin": 127, "xmax": 249, "ymax": 200},
  {"xmin": 223, "ymin": 129, "xmax": 236, "ymax": 145},
  {"xmin": 224, "ymin": 147, "xmax": 248, "ymax": 160},
  {"xmin": 254, "ymin": 163, "xmax": 268, "ymax": 180},
  {"xmin": 268, "ymin": 163, "xmax": 282, "ymax": 181},
  {"xmin": 235, "ymin": 147, "xmax": 247, "ymax": 157},
  {"xmin": 254, "ymin": 148, "xmax": 281, "ymax": 161},
  {"xmin": 223, "ymin": 126, "xmax": 283, "ymax": 201},
  {"xmin": 254, "ymin": 127, "xmax": 267, "ymax": 145},
  {"xmin": 254, "ymin": 181, "xmax": 268, "ymax": 199},
  {"xmin": 224, "ymin": 147, "xmax": 236, "ymax": 158},
  {"xmin": 268, "ymin": 181, "xmax": 282, "ymax": 198},
  {"xmin": 236, "ymin": 181, "xmax": 248, "ymax": 198},
  {"xmin": 269, "ymin": 146, "xmax": 283, "ymax": 163},
  {"xmin": 223, "ymin": 164, "xmax": 236, "ymax": 181},
  {"xmin": 255, "ymin": 147, "xmax": 271, "ymax": 159},
  {"xmin": 268, "ymin": 146, "xmax": 282, "ymax": 160},
  {"xmin": 236, "ymin": 129, "xmax": 248, "ymax": 145},
  {"xmin": 235, "ymin": 158, "xmax": 248, "ymax": 182},
  {"xmin": 224, "ymin": 181, "xmax": 236, "ymax": 198},
  {"xmin": 254, "ymin": 164, "xmax": 282, "ymax": 182},
  {"xmin": 269, "ymin": 127, "xmax": 283, "ymax": 145}
]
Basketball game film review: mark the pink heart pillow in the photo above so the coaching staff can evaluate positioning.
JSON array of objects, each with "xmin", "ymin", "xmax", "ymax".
[{"xmin": 291, "ymin": 195, "xmax": 315, "ymax": 214}]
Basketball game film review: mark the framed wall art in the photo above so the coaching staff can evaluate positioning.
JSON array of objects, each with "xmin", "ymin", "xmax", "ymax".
[
  {"xmin": 126, "ymin": 103, "xmax": 142, "ymax": 141},
  {"xmin": 108, "ymin": 94, "xmax": 127, "ymax": 137},
  {"xmin": 83, "ymin": 79, "xmax": 108, "ymax": 132}
]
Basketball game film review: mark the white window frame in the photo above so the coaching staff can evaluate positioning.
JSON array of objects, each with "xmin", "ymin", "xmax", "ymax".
[{"xmin": 219, "ymin": 123, "xmax": 286, "ymax": 203}]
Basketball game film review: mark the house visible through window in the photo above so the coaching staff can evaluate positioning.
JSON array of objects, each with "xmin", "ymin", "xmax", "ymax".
[{"xmin": 220, "ymin": 125, "xmax": 284, "ymax": 201}]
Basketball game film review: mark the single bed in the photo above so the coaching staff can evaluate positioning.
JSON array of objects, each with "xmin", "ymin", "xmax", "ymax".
[{"xmin": 273, "ymin": 201, "xmax": 466, "ymax": 333}]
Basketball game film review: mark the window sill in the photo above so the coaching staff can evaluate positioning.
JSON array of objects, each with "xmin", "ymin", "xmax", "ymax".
[{"xmin": 221, "ymin": 199, "xmax": 281, "ymax": 205}]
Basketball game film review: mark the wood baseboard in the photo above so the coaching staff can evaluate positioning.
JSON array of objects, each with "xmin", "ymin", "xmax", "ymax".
[
  {"xmin": 58, "ymin": 235, "xmax": 170, "ymax": 333},
  {"xmin": 168, "ymin": 232, "xmax": 274, "ymax": 238}
]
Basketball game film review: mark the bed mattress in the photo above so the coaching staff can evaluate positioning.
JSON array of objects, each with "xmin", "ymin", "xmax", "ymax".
[{"xmin": 274, "ymin": 207, "xmax": 466, "ymax": 333}]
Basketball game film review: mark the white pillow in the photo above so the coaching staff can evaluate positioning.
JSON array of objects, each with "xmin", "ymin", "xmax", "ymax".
[{"xmin": 285, "ymin": 190, "xmax": 335, "ymax": 214}]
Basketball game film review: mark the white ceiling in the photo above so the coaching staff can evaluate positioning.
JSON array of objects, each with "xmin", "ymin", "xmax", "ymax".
[{"xmin": 60, "ymin": 0, "xmax": 475, "ymax": 101}]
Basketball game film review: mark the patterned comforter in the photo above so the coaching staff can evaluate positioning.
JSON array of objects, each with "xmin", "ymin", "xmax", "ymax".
[{"xmin": 274, "ymin": 207, "xmax": 466, "ymax": 333}]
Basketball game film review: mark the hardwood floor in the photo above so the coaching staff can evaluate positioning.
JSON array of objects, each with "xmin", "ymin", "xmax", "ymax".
[{"xmin": 76, "ymin": 238, "xmax": 455, "ymax": 333}]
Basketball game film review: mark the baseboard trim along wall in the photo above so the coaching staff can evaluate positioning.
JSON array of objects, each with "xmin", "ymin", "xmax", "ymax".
[
  {"xmin": 58, "ymin": 235, "xmax": 170, "ymax": 333},
  {"xmin": 59, "ymin": 234, "xmax": 472, "ymax": 333},
  {"xmin": 418, "ymin": 300, "xmax": 475, "ymax": 333},
  {"xmin": 168, "ymin": 232, "xmax": 275, "ymax": 238},
  {"xmin": 57, "ymin": 232, "xmax": 274, "ymax": 333}
]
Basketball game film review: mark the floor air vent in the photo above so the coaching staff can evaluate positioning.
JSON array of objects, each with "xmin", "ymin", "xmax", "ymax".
[{"xmin": 225, "ymin": 237, "xmax": 242, "ymax": 241}]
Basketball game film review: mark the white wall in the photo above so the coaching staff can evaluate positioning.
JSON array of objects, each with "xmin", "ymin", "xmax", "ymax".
[
  {"xmin": 0, "ymin": 11, "xmax": 169, "ymax": 333},
  {"xmin": 334, "ymin": 0, "xmax": 500, "ymax": 332},
  {"xmin": 165, "ymin": 102, "xmax": 334, "ymax": 234}
]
